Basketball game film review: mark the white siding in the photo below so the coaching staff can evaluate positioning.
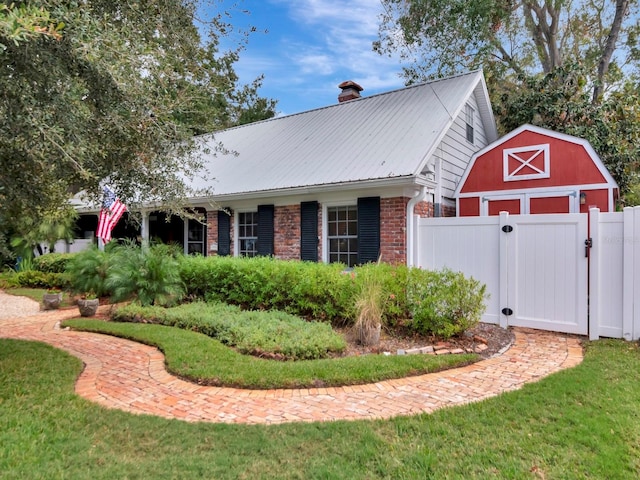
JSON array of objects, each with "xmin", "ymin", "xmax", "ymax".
[{"xmin": 436, "ymin": 92, "xmax": 490, "ymax": 199}]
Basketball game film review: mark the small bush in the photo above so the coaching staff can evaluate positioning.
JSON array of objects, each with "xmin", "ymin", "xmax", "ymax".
[
  {"xmin": 0, "ymin": 272, "xmax": 19, "ymax": 289},
  {"xmin": 112, "ymin": 302, "xmax": 347, "ymax": 360},
  {"xmin": 33, "ymin": 253, "xmax": 75, "ymax": 273},
  {"xmin": 407, "ymin": 268, "xmax": 488, "ymax": 338},
  {"xmin": 13, "ymin": 270, "xmax": 68, "ymax": 289},
  {"xmin": 106, "ymin": 243, "xmax": 184, "ymax": 306},
  {"xmin": 65, "ymin": 246, "xmax": 111, "ymax": 297}
]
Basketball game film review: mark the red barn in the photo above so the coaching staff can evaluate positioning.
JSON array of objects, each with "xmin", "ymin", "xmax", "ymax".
[{"xmin": 454, "ymin": 124, "xmax": 618, "ymax": 216}]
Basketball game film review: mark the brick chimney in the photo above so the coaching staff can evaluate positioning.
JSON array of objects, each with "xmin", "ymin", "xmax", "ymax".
[{"xmin": 338, "ymin": 80, "xmax": 363, "ymax": 102}]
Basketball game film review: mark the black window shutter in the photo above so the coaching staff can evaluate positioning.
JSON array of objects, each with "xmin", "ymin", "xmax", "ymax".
[
  {"xmin": 257, "ymin": 204, "xmax": 274, "ymax": 256},
  {"xmin": 357, "ymin": 197, "xmax": 380, "ymax": 264},
  {"xmin": 217, "ymin": 210, "xmax": 231, "ymax": 256},
  {"xmin": 300, "ymin": 201, "xmax": 318, "ymax": 261}
]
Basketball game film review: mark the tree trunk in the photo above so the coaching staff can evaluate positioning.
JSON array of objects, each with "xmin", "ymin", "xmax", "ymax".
[{"xmin": 592, "ymin": 0, "xmax": 630, "ymax": 104}]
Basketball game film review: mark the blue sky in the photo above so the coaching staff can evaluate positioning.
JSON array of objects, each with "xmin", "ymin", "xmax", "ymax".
[{"xmin": 216, "ymin": 0, "xmax": 408, "ymax": 116}]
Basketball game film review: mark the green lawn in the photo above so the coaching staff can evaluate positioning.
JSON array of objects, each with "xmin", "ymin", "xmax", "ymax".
[
  {"xmin": 1, "ymin": 338, "xmax": 639, "ymax": 479},
  {"xmin": 62, "ymin": 318, "xmax": 477, "ymax": 389}
]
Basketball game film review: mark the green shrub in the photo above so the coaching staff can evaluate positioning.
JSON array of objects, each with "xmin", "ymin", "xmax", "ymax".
[
  {"xmin": 13, "ymin": 270, "xmax": 67, "ymax": 289},
  {"xmin": 179, "ymin": 256, "xmax": 485, "ymax": 338},
  {"xmin": 179, "ymin": 256, "xmax": 357, "ymax": 323},
  {"xmin": 0, "ymin": 271, "xmax": 19, "ymax": 289},
  {"xmin": 112, "ymin": 302, "xmax": 346, "ymax": 360},
  {"xmin": 33, "ymin": 253, "xmax": 75, "ymax": 273},
  {"xmin": 407, "ymin": 268, "xmax": 488, "ymax": 338},
  {"xmin": 65, "ymin": 246, "xmax": 111, "ymax": 297},
  {"xmin": 106, "ymin": 243, "xmax": 184, "ymax": 306}
]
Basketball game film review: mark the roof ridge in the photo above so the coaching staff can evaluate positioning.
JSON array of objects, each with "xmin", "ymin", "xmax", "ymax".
[{"xmin": 199, "ymin": 70, "xmax": 484, "ymax": 139}]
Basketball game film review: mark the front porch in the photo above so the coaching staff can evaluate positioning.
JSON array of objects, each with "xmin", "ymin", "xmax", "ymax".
[{"xmin": 67, "ymin": 208, "xmax": 208, "ymax": 255}]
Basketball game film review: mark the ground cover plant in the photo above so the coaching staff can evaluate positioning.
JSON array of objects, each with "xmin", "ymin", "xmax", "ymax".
[
  {"xmin": 111, "ymin": 302, "xmax": 347, "ymax": 360},
  {"xmin": 1, "ymin": 337, "xmax": 638, "ymax": 478},
  {"xmin": 64, "ymin": 318, "xmax": 474, "ymax": 389}
]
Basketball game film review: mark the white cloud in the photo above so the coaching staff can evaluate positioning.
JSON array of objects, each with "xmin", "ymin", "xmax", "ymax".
[
  {"xmin": 228, "ymin": 0, "xmax": 408, "ymax": 113},
  {"xmin": 296, "ymin": 52, "xmax": 336, "ymax": 75}
]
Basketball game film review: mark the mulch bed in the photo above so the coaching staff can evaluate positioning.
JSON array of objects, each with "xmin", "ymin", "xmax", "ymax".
[
  {"xmin": 337, "ymin": 322, "xmax": 515, "ymax": 359},
  {"xmin": 91, "ymin": 305, "xmax": 515, "ymax": 361}
]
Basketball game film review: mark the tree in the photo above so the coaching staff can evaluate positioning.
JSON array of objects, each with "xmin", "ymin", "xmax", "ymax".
[
  {"xmin": 376, "ymin": 0, "xmax": 639, "ymax": 103},
  {"xmin": 375, "ymin": 0, "xmax": 640, "ymax": 197},
  {"xmin": 10, "ymin": 205, "xmax": 78, "ymax": 257},
  {"xmin": 496, "ymin": 63, "xmax": 640, "ymax": 194},
  {"xmin": 0, "ymin": 1, "xmax": 276, "ymax": 225}
]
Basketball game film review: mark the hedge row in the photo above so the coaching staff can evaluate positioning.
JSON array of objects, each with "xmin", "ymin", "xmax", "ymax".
[{"xmin": 179, "ymin": 256, "xmax": 488, "ymax": 337}]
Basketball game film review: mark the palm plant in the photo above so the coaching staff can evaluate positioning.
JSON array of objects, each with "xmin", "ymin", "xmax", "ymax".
[
  {"xmin": 65, "ymin": 245, "xmax": 111, "ymax": 297},
  {"xmin": 105, "ymin": 242, "xmax": 184, "ymax": 306}
]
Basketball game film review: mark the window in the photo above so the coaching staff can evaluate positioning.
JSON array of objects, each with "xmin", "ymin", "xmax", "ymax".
[
  {"xmin": 327, "ymin": 205, "xmax": 358, "ymax": 267},
  {"xmin": 465, "ymin": 104, "xmax": 474, "ymax": 144},
  {"xmin": 186, "ymin": 217, "xmax": 206, "ymax": 255},
  {"xmin": 238, "ymin": 211, "xmax": 258, "ymax": 257}
]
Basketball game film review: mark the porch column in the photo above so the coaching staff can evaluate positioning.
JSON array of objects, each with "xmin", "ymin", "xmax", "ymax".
[{"xmin": 140, "ymin": 210, "xmax": 150, "ymax": 250}]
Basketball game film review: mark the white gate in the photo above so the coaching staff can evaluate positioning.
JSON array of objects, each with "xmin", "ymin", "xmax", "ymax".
[
  {"xmin": 504, "ymin": 213, "xmax": 588, "ymax": 334},
  {"xmin": 417, "ymin": 212, "xmax": 589, "ymax": 335}
]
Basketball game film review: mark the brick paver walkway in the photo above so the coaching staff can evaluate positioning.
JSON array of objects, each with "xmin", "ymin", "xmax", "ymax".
[{"xmin": 1, "ymin": 306, "xmax": 583, "ymax": 425}]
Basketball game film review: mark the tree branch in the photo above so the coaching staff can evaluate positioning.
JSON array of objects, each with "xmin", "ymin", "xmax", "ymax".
[{"xmin": 592, "ymin": 0, "xmax": 629, "ymax": 104}]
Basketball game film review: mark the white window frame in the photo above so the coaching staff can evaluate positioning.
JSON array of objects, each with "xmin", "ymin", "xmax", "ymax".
[
  {"xmin": 183, "ymin": 215, "xmax": 206, "ymax": 255},
  {"xmin": 481, "ymin": 190, "xmax": 579, "ymax": 216},
  {"xmin": 465, "ymin": 104, "xmax": 475, "ymax": 144},
  {"xmin": 322, "ymin": 202, "xmax": 358, "ymax": 266},
  {"xmin": 503, "ymin": 144, "xmax": 551, "ymax": 182},
  {"xmin": 235, "ymin": 210, "xmax": 258, "ymax": 257}
]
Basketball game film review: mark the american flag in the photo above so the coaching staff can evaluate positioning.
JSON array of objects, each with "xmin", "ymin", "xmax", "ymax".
[{"xmin": 97, "ymin": 186, "xmax": 126, "ymax": 243}]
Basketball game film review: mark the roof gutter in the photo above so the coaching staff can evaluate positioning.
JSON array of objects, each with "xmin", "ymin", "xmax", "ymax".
[
  {"xmin": 192, "ymin": 176, "xmax": 424, "ymax": 204},
  {"xmin": 406, "ymin": 186, "xmax": 428, "ymax": 267}
]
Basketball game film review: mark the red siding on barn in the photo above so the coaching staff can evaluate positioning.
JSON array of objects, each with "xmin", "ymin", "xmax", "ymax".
[
  {"xmin": 579, "ymin": 189, "xmax": 610, "ymax": 213},
  {"xmin": 488, "ymin": 199, "xmax": 520, "ymax": 216},
  {"xmin": 530, "ymin": 196, "xmax": 570, "ymax": 214},
  {"xmin": 460, "ymin": 130, "xmax": 607, "ymax": 194},
  {"xmin": 455, "ymin": 125, "xmax": 619, "ymax": 215},
  {"xmin": 459, "ymin": 197, "xmax": 480, "ymax": 216}
]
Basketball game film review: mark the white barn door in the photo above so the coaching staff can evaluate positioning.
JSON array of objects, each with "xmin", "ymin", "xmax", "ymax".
[{"xmin": 502, "ymin": 214, "xmax": 588, "ymax": 335}]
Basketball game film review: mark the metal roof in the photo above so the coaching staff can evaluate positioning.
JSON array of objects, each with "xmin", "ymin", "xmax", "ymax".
[{"xmin": 190, "ymin": 70, "xmax": 497, "ymax": 198}]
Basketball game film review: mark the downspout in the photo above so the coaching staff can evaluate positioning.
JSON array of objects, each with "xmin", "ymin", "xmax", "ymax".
[
  {"xmin": 406, "ymin": 186, "xmax": 428, "ymax": 267},
  {"xmin": 434, "ymin": 156, "xmax": 443, "ymax": 217}
]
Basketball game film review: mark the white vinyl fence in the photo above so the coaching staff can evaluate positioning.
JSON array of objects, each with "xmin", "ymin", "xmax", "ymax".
[
  {"xmin": 416, "ymin": 206, "xmax": 640, "ymax": 340},
  {"xmin": 589, "ymin": 207, "xmax": 640, "ymax": 340}
]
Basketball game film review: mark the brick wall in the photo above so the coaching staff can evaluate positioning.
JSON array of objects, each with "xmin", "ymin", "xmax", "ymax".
[
  {"xmin": 206, "ymin": 209, "xmax": 234, "ymax": 256},
  {"xmin": 206, "ymin": 210, "xmax": 218, "ymax": 255},
  {"xmin": 415, "ymin": 200, "xmax": 434, "ymax": 218},
  {"xmin": 274, "ymin": 204, "xmax": 300, "ymax": 260},
  {"xmin": 442, "ymin": 204, "xmax": 456, "ymax": 217},
  {"xmin": 205, "ymin": 197, "xmax": 435, "ymax": 264},
  {"xmin": 380, "ymin": 197, "xmax": 408, "ymax": 264}
]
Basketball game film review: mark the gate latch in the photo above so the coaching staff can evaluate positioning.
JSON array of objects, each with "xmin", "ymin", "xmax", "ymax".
[{"xmin": 585, "ymin": 238, "xmax": 592, "ymax": 257}]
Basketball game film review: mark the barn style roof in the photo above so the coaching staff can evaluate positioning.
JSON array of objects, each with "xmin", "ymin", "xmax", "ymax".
[{"xmin": 190, "ymin": 70, "xmax": 497, "ymax": 200}]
